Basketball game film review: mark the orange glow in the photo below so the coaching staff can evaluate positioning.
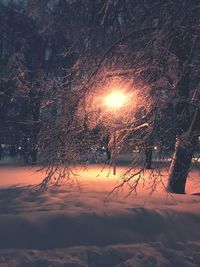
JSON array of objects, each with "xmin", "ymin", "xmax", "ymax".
[{"xmin": 104, "ymin": 90, "xmax": 128, "ymax": 109}]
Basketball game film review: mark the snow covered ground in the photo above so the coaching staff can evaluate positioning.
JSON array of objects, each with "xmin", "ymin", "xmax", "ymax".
[{"xmin": 0, "ymin": 164, "xmax": 199, "ymax": 266}]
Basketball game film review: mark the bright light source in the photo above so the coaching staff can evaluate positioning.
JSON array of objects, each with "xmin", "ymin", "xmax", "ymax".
[{"xmin": 104, "ymin": 90, "xmax": 127, "ymax": 109}]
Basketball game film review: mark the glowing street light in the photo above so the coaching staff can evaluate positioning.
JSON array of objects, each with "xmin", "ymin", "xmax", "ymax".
[
  {"xmin": 103, "ymin": 90, "xmax": 128, "ymax": 175},
  {"xmin": 104, "ymin": 90, "xmax": 128, "ymax": 110}
]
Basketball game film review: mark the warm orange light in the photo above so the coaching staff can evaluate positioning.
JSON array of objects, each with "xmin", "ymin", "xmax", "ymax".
[{"xmin": 104, "ymin": 90, "xmax": 128, "ymax": 109}]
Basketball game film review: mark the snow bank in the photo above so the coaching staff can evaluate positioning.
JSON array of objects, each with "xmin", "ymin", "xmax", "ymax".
[
  {"xmin": 0, "ymin": 184, "xmax": 199, "ymax": 249},
  {"xmin": 0, "ymin": 166, "xmax": 199, "ymax": 266},
  {"xmin": 1, "ymin": 242, "xmax": 200, "ymax": 267}
]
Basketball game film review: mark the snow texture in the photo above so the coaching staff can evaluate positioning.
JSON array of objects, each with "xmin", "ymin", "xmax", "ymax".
[{"xmin": 0, "ymin": 165, "xmax": 199, "ymax": 266}]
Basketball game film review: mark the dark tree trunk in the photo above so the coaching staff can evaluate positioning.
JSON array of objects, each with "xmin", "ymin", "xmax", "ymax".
[
  {"xmin": 104, "ymin": 134, "xmax": 111, "ymax": 161},
  {"xmin": 9, "ymin": 144, "xmax": 17, "ymax": 157},
  {"xmin": 30, "ymin": 104, "xmax": 40, "ymax": 165},
  {"xmin": 106, "ymin": 147, "xmax": 111, "ymax": 161},
  {"xmin": 168, "ymin": 84, "xmax": 200, "ymax": 194},
  {"xmin": 168, "ymin": 137, "xmax": 193, "ymax": 193},
  {"xmin": 23, "ymin": 138, "xmax": 29, "ymax": 164},
  {"xmin": 31, "ymin": 149, "xmax": 37, "ymax": 165},
  {"xmin": 167, "ymin": 11, "xmax": 199, "ymax": 194},
  {"xmin": 145, "ymin": 147, "xmax": 153, "ymax": 169},
  {"xmin": 145, "ymin": 141, "xmax": 153, "ymax": 169}
]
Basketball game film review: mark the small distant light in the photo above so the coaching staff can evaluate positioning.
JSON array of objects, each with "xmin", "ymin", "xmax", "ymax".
[
  {"xmin": 27, "ymin": 138, "xmax": 30, "ymax": 141},
  {"xmin": 18, "ymin": 146, "xmax": 22, "ymax": 150},
  {"xmin": 102, "ymin": 146, "xmax": 105, "ymax": 149},
  {"xmin": 154, "ymin": 146, "xmax": 158, "ymax": 150}
]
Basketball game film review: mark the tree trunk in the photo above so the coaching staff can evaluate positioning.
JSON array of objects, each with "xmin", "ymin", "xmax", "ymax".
[
  {"xmin": 9, "ymin": 144, "xmax": 17, "ymax": 157},
  {"xmin": 23, "ymin": 138, "xmax": 29, "ymax": 164},
  {"xmin": 145, "ymin": 147, "xmax": 153, "ymax": 169},
  {"xmin": 167, "ymin": 134, "xmax": 196, "ymax": 194},
  {"xmin": 104, "ymin": 134, "xmax": 111, "ymax": 161},
  {"xmin": 145, "ymin": 141, "xmax": 153, "ymax": 169},
  {"xmin": 168, "ymin": 84, "xmax": 200, "ymax": 194},
  {"xmin": 106, "ymin": 147, "xmax": 111, "ymax": 161},
  {"xmin": 31, "ymin": 149, "xmax": 37, "ymax": 165}
]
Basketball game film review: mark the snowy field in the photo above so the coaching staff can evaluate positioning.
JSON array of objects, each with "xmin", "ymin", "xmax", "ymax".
[{"xmin": 0, "ymin": 164, "xmax": 200, "ymax": 267}]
